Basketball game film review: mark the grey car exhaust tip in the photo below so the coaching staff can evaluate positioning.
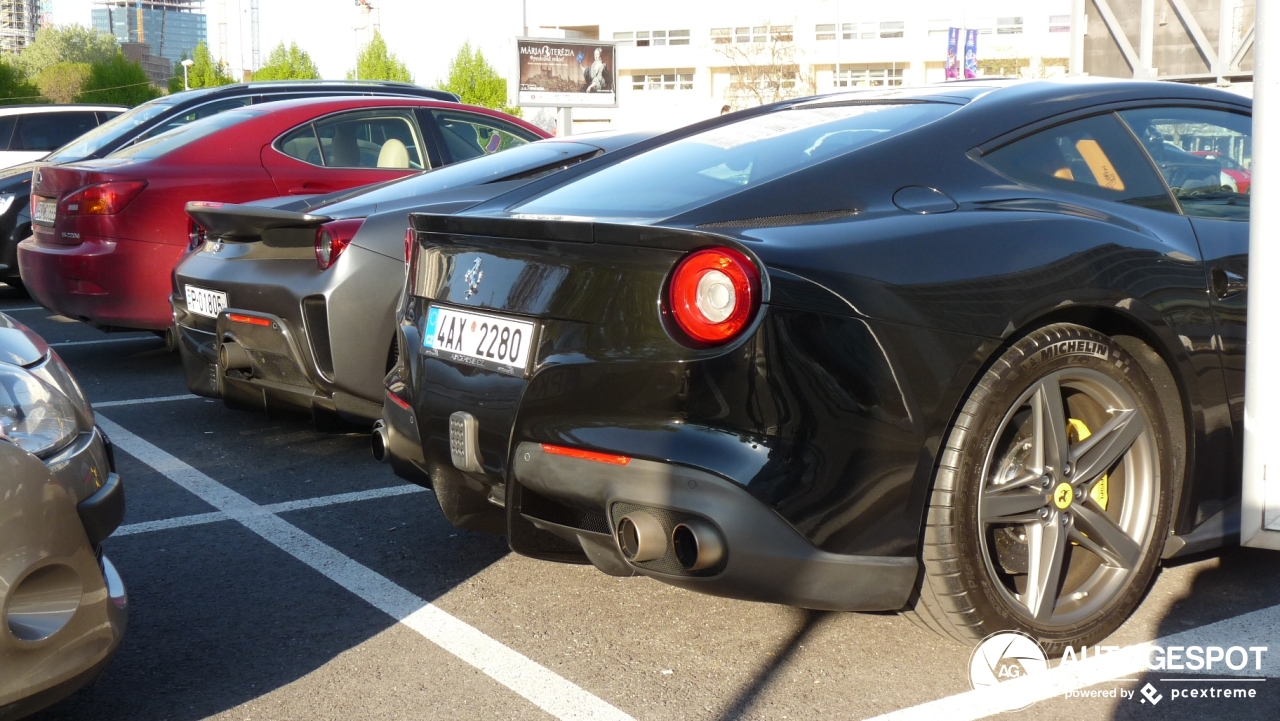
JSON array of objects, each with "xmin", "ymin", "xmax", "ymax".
[
  {"xmin": 672, "ymin": 520, "xmax": 725, "ymax": 571},
  {"xmin": 616, "ymin": 512, "xmax": 666, "ymax": 563},
  {"xmin": 371, "ymin": 421, "xmax": 389, "ymax": 463},
  {"xmin": 219, "ymin": 341, "xmax": 252, "ymax": 371}
]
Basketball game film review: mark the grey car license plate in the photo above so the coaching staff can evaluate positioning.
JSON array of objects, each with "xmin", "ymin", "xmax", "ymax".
[{"xmin": 422, "ymin": 305, "xmax": 535, "ymax": 377}]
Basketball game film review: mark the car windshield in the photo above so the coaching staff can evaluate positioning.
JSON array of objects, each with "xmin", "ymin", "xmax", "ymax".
[
  {"xmin": 108, "ymin": 109, "xmax": 262, "ymax": 161},
  {"xmin": 512, "ymin": 102, "xmax": 957, "ymax": 220},
  {"xmin": 315, "ymin": 141, "xmax": 602, "ymax": 213},
  {"xmin": 44, "ymin": 99, "xmax": 178, "ymax": 163}
]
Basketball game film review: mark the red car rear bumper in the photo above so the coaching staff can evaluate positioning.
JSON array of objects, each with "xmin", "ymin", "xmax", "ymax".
[{"xmin": 17, "ymin": 236, "xmax": 182, "ymax": 330}]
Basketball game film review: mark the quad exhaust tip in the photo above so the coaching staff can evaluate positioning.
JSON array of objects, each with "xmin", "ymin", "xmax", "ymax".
[
  {"xmin": 672, "ymin": 520, "xmax": 725, "ymax": 571},
  {"xmin": 616, "ymin": 512, "xmax": 666, "ymax": 563},
  {"xmin": 371, "ymin": 421, "xmax": 389, "ymax": 463}
]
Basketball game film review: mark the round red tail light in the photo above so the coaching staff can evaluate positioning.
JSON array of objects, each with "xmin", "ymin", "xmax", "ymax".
[{"xmin": 668, "ymin": 247, "xmax": 760, "ymax": 344}]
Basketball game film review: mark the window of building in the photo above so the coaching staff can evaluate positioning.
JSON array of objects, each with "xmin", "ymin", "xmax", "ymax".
[
  {"xmin": 997, "ymin": 17, "xmax": 1023, "ymax": 35},
  {"xmin": 617, "ymin": 29, "xmax": 689, "ymax": 47},
  {"xmin": 973, "ymin": 18, "xmax": 994, "ymax": 34},
  {"xmin": 834, "ymin": 64, "xmax": 904, "ymax": 88},
  {"xmin": 631, "ymin": 69, "xmax": 695, "ymax": 91},
  {"xmin": 879, "ymin": 21, "xmax": 905, "ymax": 39},
  {"xmin": 928, "ymin": 19, "xmax": 956, "ymax": 37},
  {"xmin": 714, "ymin": 25, "xmax": 792, "ymax": 44},
  {"xmin": 860, "ymin": 22, "xmax": 878, "ymax": 39},
  {"xmin": 1049, "ymin": 15, "xmax": 1071, "ymax": 33},
  {"xmin": 816, "ymin": 23, "xmax": 836, "ymax": 41}
]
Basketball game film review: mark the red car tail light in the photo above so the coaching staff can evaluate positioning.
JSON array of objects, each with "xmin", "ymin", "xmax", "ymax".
[
  {"xmin": 667, "ymin": 247, "xmax": 760, "ymax": 344},
  {"xmin": 315, "ymin": 218, "xmax": 365, "ymax": 270},
  {"xmin": 60, "ymin": 180, "xmax": 147, "ymax": 216},
  {"xmin": 540, "ymin": 444, "xmax": 631, "ymax": 465},
  {"xmin": 228, "ymin": 313, "xmax": 271, "ymax": 327}
]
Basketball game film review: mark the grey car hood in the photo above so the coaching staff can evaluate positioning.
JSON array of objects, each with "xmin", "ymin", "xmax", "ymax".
[{"xmin": 0, "ymin": 313, "xmax": 48, "ymax": 366}]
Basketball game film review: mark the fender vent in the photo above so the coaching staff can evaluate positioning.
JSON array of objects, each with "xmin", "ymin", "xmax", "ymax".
[
  {"xmin": 301, "ymin": 296, "xmax": 334, "ymax": 379},
  {"xmin": 697, "ymin": 209, "xmax": 858, "ymax": 230}
]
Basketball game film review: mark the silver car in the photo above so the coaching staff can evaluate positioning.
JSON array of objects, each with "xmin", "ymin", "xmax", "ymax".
[
  {"xmin": 172, "ymin": 131, "xmax": 655, "ymax": 432},
  {"xmin": 0, "ymin": 313, "xmax": 126, "ymax": 719}
]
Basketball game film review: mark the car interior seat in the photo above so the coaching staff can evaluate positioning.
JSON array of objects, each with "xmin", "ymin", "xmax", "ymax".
[
  {"xmin": 377, "ymin": 139, "xmax": 410, "ymax": 169},
  {"xmin": 329, "ymin": 124, "xmax": 362, "ymax": 167}
]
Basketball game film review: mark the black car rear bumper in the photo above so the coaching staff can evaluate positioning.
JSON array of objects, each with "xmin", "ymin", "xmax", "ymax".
[{"xmin": 511, "ymin": 442, "xmax": 917, "ymax": 611}]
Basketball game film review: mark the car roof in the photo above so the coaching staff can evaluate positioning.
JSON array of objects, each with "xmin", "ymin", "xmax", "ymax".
[
  {"xmin": 0, "ymin": 104, "xmax": 127, "ymax": 115},
  {"xmin": 163, "ymin": 80, "xmax": 459, "ymax": 105},
  {"xmin": 217, "ymin": 94, "xmax": 547, "ymax": 135}
]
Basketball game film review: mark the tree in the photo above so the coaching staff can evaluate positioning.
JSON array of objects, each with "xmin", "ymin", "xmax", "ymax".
[
  {"xmin": 76, "ymin": 54, "xmax": 163, "ymax": 107},
  {"xmin": 188, "ymin": 41, "xmax": 234, "ymax": 88},
  {"xmin": 0, "ymin": 58, "xmax": 41, "ymax": 105},
  {"xmin": 439, "ymin": 42, "xmax": 519, "ymax": 116},
  {"xmin": 715, "ymin": 24, "xmax": 814, "ymax": 110},
  {"xmin": 19, "ymin": 24, "xmax": 118, "ymax": 78},
  {"xmin": 36, "ymin": 61, "xmax": 91, "ymax": 103},
  {"xmin": 254, "ymin": 41, "xmax": 321, "ymax": 81},
  {"xmin": 347, "ymin": 30, "xmax": 412, "ymax": 82}
]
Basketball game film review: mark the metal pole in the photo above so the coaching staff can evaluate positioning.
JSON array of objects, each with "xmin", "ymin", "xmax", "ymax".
[
  {"xmin": 558, "ymin": 106, "xmax": 572, "ymax": 137},
  {"xmin": 183, "ymin": 65, "xmax": 188, "ymax": 90},
  {"xmin": 1070, "ymin": 0, "xmax": 1085, "ymax": 76},
  {"xmin": 1242, "ymin": 0, "xmax": 1280, "ymax": 549}
]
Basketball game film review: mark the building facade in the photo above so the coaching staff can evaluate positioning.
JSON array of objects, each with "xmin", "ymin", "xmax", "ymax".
[
  {"xmin": 0, "ymin": 0, "xmax": 38, "ymax": 54},
  {"xmin": 91, "ymin": 0, "xmax": 207, "ymax": 67},
  {"xmin": 522, "ymin": 0, "xmax": 1073, "ymax": 132}
]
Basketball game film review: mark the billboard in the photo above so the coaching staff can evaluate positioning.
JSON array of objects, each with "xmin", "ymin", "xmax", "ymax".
[{"xmin": 517, "ymin": 37, "xmax": 618, "ymax": 108}]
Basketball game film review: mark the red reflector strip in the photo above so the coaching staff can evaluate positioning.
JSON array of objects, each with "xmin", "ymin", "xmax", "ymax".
[
  {"xmin": 540, "ymin": 444, "xmax": 631, "ymax": 465},
  {"xmin": 387, "ymin": 392, "xmax": 412, "ymax": 412},
  {"xmin": 228, "ymin": 313, "xmax": 271, "ymax": 327}
]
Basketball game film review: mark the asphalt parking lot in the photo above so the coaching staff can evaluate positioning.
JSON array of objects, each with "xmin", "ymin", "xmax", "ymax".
[{"xmin": 4, "ymin": 282, "xmax": 1279, "ymax": 721}]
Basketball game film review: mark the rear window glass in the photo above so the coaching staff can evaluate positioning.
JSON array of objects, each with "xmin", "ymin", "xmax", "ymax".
[
  {"xmin": 109, "ymin": 109, "xmax": 261, "ymax": 161},
  {"xmin": 315, "ymin": 141, "xmax": 600, "ymax": 214},
  {"xmin": 512, "ymin": 102, "xmax": 956, "ymax": 220},
  {"xmin": 45, "ymin": 99, "xmax": 176, "ymax": 162},
  {"xmin": 12, "ymin": 112, "xmax": 100, "ymax": 151}
]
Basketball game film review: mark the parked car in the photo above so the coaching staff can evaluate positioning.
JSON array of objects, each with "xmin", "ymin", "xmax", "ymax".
[
  {"xmin": 1189, "ymin": 149, "xmax": 1252, "ymax": 193},
  {"xmin": 0, "ymin": 81, "xmax": 457, "ymax": 291},
  {"xmin": 175, "ymin": 130, "xmax": 652, "ymax": 432},
  {"xmin": 0, "ymin": 105, "xmax": 125, "ymax": 171},
  {"xmin": 18, "ymin": 96, "xmax": 545, "ymax": 336},
  {"xmin": 385, "ymin": 79, "xmax": 1252, "ymax": 653},
  {"xmin": 0, "ymin": 312, "xmax": 126, "ymax": 718}
]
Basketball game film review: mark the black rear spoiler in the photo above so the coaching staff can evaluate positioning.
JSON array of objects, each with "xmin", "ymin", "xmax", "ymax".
[{"xmin": 185, "ymin": 202, "xmax": 332, "ymax": 241}]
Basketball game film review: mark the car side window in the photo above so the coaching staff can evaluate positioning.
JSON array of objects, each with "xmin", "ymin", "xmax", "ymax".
[
  {"xmin": 0, "ymin": 116, "xmax": 15, "ymax": 151},
  {"xmin": 143, "ymin": 97, "xmax": 254, "ymax": 139},
  {"xmin": 13, "ymin": 112, "xmax": 101, "ymax": 152},
  {"xmin": 277, "ymin": 124, "xmax": 324, "ymax": 166},
  {"xmin": 984, "ymin": 113, "xmax": 1176, "ymax": 213},
  {"xmin": 1118, "ymin": 107, "xmax": 1251, "ymax": 221},
  {"xmin": 429, "ymin": 110, "xmax": 537, "ymax": 164},
  {"xmin": 311, "ymin": 109, "xmax": 426, "ymax": 169}
]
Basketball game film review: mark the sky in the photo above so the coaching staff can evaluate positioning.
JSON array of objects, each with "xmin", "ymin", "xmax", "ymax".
[{"xmin": 49, "ymin": 0, "xmax": 528, "ymax": 85}]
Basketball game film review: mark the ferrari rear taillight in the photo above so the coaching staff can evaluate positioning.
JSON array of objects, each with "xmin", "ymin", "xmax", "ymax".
[
  {"xmin": 315, "ymin": 218, "xmax": 365, "ymax": 270},
  {"xmin": 60, "ymin": 180, "xmax": 147, "ymax": 216},
  {"xmin": 667, "ymin": 247, "xmax": 760, "ymax": 345}
]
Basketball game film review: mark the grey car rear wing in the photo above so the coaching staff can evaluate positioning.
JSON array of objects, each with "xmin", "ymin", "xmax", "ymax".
[{"xmin": 186, "ymin": 201, "xmax": 332, "ymax": 242}]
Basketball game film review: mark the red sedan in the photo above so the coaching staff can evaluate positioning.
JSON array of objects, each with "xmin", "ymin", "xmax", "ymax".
[{"xmin": 18, "ymin": 96, "xmax": 547, "ymax": 331}]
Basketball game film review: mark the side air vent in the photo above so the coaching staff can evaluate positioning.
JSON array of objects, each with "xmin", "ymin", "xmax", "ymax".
[
  {"xmin": 696, "ymin": 209, "xmax": 859, "ymax": 230},
  {"xmin": 301, "ymin": 296, "xmax": 335, "ymax": 379}
]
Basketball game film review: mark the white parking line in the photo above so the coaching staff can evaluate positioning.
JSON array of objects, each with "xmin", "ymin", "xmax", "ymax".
[
  {"xmin": 0, "ymin": 306, "xmax": 44, "ymax": 312},
  {"xmin": 114, "ymin": 485, "xmax": 430, "ymax": 536},
  {"xmin": 50, "ymin": 336, "xmax": 161, "ymax": 347},
  {"xmin": 95, "ymin": 394, "xmax": 200, "ymax": 408},
  {"xmin": 867, "ymin": 603, "xmax": 1280, "ymax": 720},
  {"xmin": 96, "ymin": 415, "xmax": 632, "ymax": 721}
]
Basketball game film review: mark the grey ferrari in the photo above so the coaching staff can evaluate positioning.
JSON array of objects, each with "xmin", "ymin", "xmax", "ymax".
[
  {"xmin": 0, "ymin": 313, "xmax": 126, "ymax": 719},
  {"xmin": 174, "ymin": 130, "xmax": 655, "ymax": 430}
]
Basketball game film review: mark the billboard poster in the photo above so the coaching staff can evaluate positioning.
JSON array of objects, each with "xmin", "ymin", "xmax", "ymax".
[
  {"xmin": 945, "ymin": 27, "xmax": 961, "ymax": 80},
  {"xmin": 517, "ymin": 38, "xmax": 618, "ymax": 108},
  {"xmin": 963, "ymin": 29, "xmax": 979, "ymax": 79}
]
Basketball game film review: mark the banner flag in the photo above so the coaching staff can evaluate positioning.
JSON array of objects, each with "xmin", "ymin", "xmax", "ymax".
[
  {"xmin": 945, "ymin": 27, "xmax": 960, "ymax": 80},
  {"xmin": 964, "ymin": 29, "xmax": 979, "ymax": 79}
]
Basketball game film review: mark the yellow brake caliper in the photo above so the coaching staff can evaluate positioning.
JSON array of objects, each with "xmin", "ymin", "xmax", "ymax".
[{"xmin": 1066, "ymin": 418, "xmax": 1109, "ymax": 510}]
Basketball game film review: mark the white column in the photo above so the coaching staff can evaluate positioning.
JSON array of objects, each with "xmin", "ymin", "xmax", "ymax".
[
  {"xmin": 1242, "ymin": 0, "xmax": 1280, "ymax": 549},
  {"xmin": 1138, "ymin": 0, "xmax": 1155, "ymax": 78},
  {"xmin": 1070, "ymin": 0, "xmax": 1086, "ymax": 76}
]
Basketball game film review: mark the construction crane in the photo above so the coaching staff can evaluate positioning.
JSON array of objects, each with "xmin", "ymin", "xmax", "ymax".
[
  {"xmin": 218, "ymin": 0, "xmax": 226, "ymax": 66},
  {"xmin": 250, "ymin": 0, "xmax": 259, "ymax": 69}
]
